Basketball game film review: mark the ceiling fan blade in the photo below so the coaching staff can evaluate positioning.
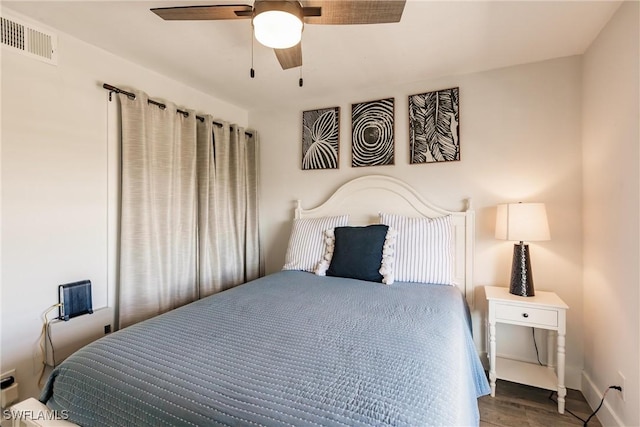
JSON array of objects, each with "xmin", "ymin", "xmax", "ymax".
[
  {"xmin": 151, "ymin": 5, "xmax": 253, "ymax": 20},
  {"xmin": 274, "ymin": 43, "xmax": 302, "ymax": 70},
  {"xmin": 301, "ymin": 0, "xmax": 406, "ymax": 25}
]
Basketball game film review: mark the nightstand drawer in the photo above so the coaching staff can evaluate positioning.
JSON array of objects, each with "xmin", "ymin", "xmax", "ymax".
[{"xmin": 494, "ymin": 303, "xmax": 558, "ymax": 327}]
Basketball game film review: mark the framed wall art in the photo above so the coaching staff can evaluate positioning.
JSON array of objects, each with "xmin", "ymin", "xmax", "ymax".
[
  {"xmin": 351, "ymin": 98, "xmax": 394, "ymax": 167},
  {"xmin": 302, "ymin": 106, "xmax": 340, "ymax": 170},
  {"xmin": 408, "ymin": 87, "xmax": 460, "ymax": 164}
]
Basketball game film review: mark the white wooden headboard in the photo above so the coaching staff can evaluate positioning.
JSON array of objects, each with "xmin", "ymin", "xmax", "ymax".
[{"xmin": 294, "ymin": 175, "xmax": 475, "ymax": 307}]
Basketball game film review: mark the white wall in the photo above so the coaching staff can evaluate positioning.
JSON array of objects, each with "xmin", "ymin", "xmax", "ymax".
[
  {"xmin": 0, "ymin": 9, "xmax": 248, "ymax": 401},
  {"xmin": 581, "ymin": 1, "xmax": 639, "ymax": 426},
  {"xmin": 250, "ymin": 56, "xmax": 585, "ymax": 389}
]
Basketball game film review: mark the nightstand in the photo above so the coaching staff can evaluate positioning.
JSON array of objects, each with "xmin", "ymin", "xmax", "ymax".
[{"xmin": 485, "ymin": 286, "xmax": 569, "ymax": 414}]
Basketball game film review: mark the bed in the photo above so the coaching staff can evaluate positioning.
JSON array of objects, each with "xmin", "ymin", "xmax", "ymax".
[{"xmin": 40, "ymin": 175, "xmax": 490, "ymax": 426}]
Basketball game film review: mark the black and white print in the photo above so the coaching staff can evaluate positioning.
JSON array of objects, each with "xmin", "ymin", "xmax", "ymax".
[
  {"xmin": 409, "ymin": 87, "xmax": 460, "ymax": 164},
  {"xmin": 351, "ymin": 98, "xmax": 394, "ymax": 167},
  {"xmin": 302, "ymin": 107, "xmax": 340, "ymax": 170}
]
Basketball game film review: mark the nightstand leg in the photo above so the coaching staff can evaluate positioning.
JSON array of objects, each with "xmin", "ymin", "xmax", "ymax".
[
  {"xmin": 489, "ymin": 321, "xmax": 496, "ymax": 397},
  {"xmin": 546, "ymin": 330, "xmax": 555, "ymax": 368},
  {"xmin": 557, "ymin": 332, "xmax": 566, "ymax": 414}
]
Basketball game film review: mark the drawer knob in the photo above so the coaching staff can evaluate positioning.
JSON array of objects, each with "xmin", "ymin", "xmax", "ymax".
[{"xmin": 522, "ymin": 313, "xmax": 529, "ymax": 318}]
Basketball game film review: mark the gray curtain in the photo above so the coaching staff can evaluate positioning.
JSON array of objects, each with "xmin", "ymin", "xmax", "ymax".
[
  {"xmin": 118, "ymin": 91, "xmax": 259, "ymax": 328},
  {"xmin": 198, "ymin": 123, "xmax": 260, "ymax": 297}
]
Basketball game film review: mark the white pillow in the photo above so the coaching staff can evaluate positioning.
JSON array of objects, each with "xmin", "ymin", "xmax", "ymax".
[
  {"xmin": 282, "ymin": 215, "xmax": 349, "ymax": 272},
  {"xmin": 379, "ymin": 213, "xmax": 453, "ymax": 285}
]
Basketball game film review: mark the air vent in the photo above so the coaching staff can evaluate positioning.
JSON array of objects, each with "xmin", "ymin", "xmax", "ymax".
[{"xmin": 1, "ymin": 14, "xmax": 57, "ymax": 64}]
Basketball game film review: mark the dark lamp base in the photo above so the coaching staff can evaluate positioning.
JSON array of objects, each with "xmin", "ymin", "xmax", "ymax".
[{"xmin": 509, "ymin": 243, "xmax": 535, "ymax": 297}]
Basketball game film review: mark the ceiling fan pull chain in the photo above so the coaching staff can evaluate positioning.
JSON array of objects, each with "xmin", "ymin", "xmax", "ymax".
[
  {"xmin": 299, "ymin": 66, "xmax": 303, "ymax": 87},
  {"xmin": 250, "ymin": 25, "xmax": 256, "ymax": 79}
]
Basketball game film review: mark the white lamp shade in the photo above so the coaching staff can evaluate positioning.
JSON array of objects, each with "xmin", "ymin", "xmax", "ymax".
[
  {"xmin": 253, "ymin": 10, "xmax": 303, "ymax": 49},
  {"xmin": 495, "ymin": 203, "xmax": 551, "ymax": 242}
]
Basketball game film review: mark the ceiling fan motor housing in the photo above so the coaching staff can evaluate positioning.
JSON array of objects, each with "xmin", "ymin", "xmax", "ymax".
[{"xmin": 253, "ymin": 1, "xmax": 304, "ymax": 21}]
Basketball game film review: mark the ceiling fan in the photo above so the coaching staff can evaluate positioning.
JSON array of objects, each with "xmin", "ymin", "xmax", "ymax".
[{"xmin": 151, "ymin": 1, "xmax": 406, "ymax": 71}]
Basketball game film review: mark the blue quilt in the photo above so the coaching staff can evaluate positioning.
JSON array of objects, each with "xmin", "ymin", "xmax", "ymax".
[{"xmin": 42, "ymin": 271, "xmax": 490, "ymax": 426}]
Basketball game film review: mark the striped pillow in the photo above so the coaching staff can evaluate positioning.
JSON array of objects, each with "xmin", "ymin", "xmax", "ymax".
[
  {"xmin": 379, "ymin": 213, "xmax": 453, "ymax": 285},
  {"xmin": 282, "ymin": 215, "xmax": 349, "ymax": 272}
]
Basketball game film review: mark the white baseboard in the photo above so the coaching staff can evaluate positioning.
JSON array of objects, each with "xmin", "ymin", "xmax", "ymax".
[{"xmin": 582, "ymin": 371, "xmax": 624, "ymax": 427}]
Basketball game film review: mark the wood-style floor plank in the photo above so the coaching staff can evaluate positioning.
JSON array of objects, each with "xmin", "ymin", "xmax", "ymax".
[{"xmin": 479, "ymin": 380, "xmax": 602, "ymax": 427}]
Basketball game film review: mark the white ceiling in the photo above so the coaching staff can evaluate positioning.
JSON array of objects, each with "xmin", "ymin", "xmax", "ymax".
[{"xmin": 3, "ymin": 0, "xmax": 621, "ymax": 111}]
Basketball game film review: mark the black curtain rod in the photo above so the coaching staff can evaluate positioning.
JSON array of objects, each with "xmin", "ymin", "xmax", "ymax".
[{"xmin": 102, "ymin": 83, "xmax": 252, "ymax": 137}]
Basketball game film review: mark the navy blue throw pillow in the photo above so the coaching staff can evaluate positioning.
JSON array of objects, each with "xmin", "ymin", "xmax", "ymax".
[{"xmin": 327, "ymin": 224, "xmax": 389, "ymax": 283}]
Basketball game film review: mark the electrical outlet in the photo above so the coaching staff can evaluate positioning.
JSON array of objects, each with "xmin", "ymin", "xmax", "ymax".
[
  {"xmin": 617, "ymin": 371, "xmax": 626, "ymax": 401},
  {"xmin": 0, "ymin": 369, "xmax": 18, "ymax": 408},
  {"xmin": 0, "ymin": 369, "xmax": 15, "ymax": 384}
]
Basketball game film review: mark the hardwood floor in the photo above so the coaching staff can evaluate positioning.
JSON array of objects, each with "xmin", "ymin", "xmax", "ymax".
[{"xmin": 479, "ymin": 380, "xmax": 602, "ymax": 427}]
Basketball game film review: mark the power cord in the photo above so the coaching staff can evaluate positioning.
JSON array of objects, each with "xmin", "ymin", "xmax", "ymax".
[
  {"xmin": 37, "ymin": 303, "xmax": 63, "ymax": 387},
  {"xmin": 549, "ymin": 385, "xmax": 622, "ymax": 426},
  {"xmin": 532, "ymin": 328, "xmax": 543, "ymax": 366},
  {"xmin": 531, "ymin": 328, "xmax": 621, "ymax": 425}
]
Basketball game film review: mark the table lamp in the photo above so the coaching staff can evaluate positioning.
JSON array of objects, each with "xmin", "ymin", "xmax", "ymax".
[{"xmin": 495, "ymin": 202, "xmax": 550, "ymax": 296}]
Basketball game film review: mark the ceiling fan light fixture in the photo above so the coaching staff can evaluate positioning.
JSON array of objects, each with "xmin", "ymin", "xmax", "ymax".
[{"xmin": 253, "ymin": 1, "xmax": 303, "ymax": 49}]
